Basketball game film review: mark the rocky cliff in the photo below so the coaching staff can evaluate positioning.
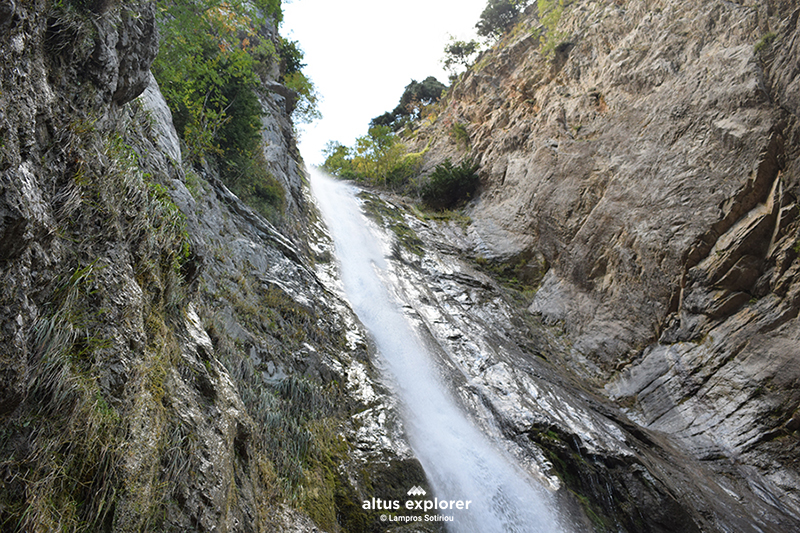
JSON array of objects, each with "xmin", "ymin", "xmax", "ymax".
[
  {"xmin": 408, "ymin": 0, "xmax": 800, "ymax": 530},
  {"xmin": 0, "ymin": 2, "xmax": 423, "ymax": 532},
  {"xmin": 3, "ymin": 0, "xmax": 800, "ymax": 531}
]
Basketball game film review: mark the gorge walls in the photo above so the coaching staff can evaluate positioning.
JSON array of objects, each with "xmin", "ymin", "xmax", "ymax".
[
  {"xmin": 411, "ymin": 0, "xmax": 800, "ymax": 529},
  {"xmin": 0, "ymin": 2, "xmax": 418, "ymax": 531},
  {"xmin": 1, "ymin": 0, "xmax": 799, "ymax": 531}
]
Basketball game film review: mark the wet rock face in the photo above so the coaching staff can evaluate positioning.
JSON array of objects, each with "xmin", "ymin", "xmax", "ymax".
[
  {"xmin": 84, "ymin": 1, "xmax": 158, "ymax": 105},
  {"xmin": 110, "ymin": 2, "xmax": 159, "ymax": 105},
  {"xmin": 0, "ymin": 1, "xmax": 158, "ymax": 423},
  {"xmin": 41, "ymin": 0, "xmax": 158, "ymax": 105},
  {"xmin": 0, "ymin": 2, "xmax": 416, "ymax": 532},
  {"xmin": 357, "ymin": 190, "xmax": 800, "ymax": 532},
  {"xmin": 412, "ymin": 0, "xmax": 800, "ymax": 529}
]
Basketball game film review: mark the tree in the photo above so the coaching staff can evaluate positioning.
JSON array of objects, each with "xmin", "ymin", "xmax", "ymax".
[
  {"xmin": 476, "ymin": 0, "xmax": 531, "ymax": 40},
  {"xmin": 276, "ymin": 38, "xmax": 321, "ymax": 124},
  {"xmin": 278, "ymin": 38, "xmax": 306, "ymax": 78},
  {"xmin": 353, "ymin": 125, "xmax": 401, "ymax": 184},
  {"xmin": 322, "ymin": 141, "xmax": 356, "ymax": 178},
  {"xmin": 370, "ymin": 77, "xmax": 447, "ymax": 131},
  {"xmin": 154, "ymin": 0, "xmax": 320, "ymax": 159},
  {"xmin": 153, "ymin": 0, "xmax": 288, "ymax": 158},
  {"xmin": 322, "ymin": 126, "xmax": 419, "ymax": 188},
  {"xmin": 396, "ymin": 77, "xmax": 448, "ymax": 110},
  {"xmin": 153, "ymin": 0, "xmax": 311, "ymax": 222},
  {"xmin": 443, "ymin": 37, "xmax": 480, "ymax": 75},
  {"xmin": 370, "ymin": 111, "xmax": 396, "ymax": 129}
]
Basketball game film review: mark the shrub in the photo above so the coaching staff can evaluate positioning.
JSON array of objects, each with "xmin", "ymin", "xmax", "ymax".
[
  {"xmin": 420, "ymin": 158, "xmax": 480, "ymax": 210},
  {"xmin": 538, "ymin": 0, "xmax": 570, "ymax": 56},
  {"xmin": 217, "ymin": 78, "xmax": 265, "ymax": 159},
  {"xmin": 322, "ymin": 126, "xmax": 410, "ymax": 187},
  {"xmin": 153, "ymin": 0, "xmax": 269, "ymax": 161},
  {"xmin": 277, "ymin": 38, "xmax": 321, "ymax": 124},
  {"xmin": 283, "ymin": 70, "xmax": 322, "ymax": 124},
  {"xmin": 220, "ymin": 152, "xmax": 285, "ymax": 222},
  {"xmin": 154, "ymin": 0, "xmax": 319, "ymax": 158},
  {"xmin": 754, "ymin": 32, "xmax": 777, "ymax": 53},
  {"xmin": 278, "ymin": 37, "xmax": 305, "ymax": 78},
  {"xmin": 386, "ymin": 151, "xmax": 424, "ymax": 190},
  {"xmin": 321, "ymin": 141, "xmax": 356, "ymax": 178},
  {"xmin": 449, "ymin": 122, "xmax": 470, "ymax": 148}
]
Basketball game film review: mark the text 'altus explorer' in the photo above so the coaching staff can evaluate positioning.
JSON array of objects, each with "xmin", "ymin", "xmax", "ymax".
[{"xmin": 362, "ymin": 497, "xmax": 473, "ymax": 512}]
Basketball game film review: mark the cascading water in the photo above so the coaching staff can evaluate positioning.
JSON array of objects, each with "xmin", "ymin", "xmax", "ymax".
[{"xmin": 310, "ymin": 168, "xmax": 570, "ymax": 533}]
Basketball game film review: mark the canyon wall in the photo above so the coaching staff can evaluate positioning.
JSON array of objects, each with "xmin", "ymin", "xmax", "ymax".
[
  {"xmin": 0, "ymin": 2, "xmax": 419, "ymax": 531},
  {"xmin": 411, "ymin": 0, "xmax": 800, "ymax": 529}
]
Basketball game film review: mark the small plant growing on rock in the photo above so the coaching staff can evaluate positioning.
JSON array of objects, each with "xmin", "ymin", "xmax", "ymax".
[
  {"xmin": 754, "ymin": 31, "xmax": 777, "ymax": 53},
  {"xmin": 449, "ymin": 122, "xmax": 471, "ymax": 148},
  {"xmin": 538, "ymin": 0, "xmax": 570, "ymax": 57}
]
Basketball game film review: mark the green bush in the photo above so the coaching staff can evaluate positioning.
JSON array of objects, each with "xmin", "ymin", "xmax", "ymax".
[
  {"xmin": 386, "ymin": 151, "xmax": 424, "ymax": 189},
  {"xmin": 322, "ymin": 126, "xmax": 409, "ymax": 187},
  {"xmin": 420, "ymin": 158, "xmax": 480, "ymax": 210},
  {"xmin": 277, "ymin": 38, "xmax": 321, "ymax": 124},
  {"xmin": 754, "ymin": 31, "xmax": 777, "ymax": 53},
  {"xmin": 449, "ymin": 122, "xmax": 470, "ymax": 148},
  {"xmin": 538, "ymin": 0, "xmax": 570, "ymax": 56},
  {"xmin": 321, "ymin": 141, "xmax": 356, "ymax": 178},
  {"xmin": 278, "ymin": 37, "xmax": 305, "ymax": 78},
  {"xmin": 324, "ymin": 76, "xmax": 447, "ymax": 187},
  {"xmin": 153, "ymin": 0, "xmax": 312, "ymax": 221},
  {"xmin": 217, "ymin": 79, "xmax": 265, "ymax": 159},
  {"xmin": 153, "ymin": 0, "xmax": 275, "ymax": 161}
]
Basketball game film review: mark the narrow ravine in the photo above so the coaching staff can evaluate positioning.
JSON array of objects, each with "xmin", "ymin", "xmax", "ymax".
[{"xmin": 310, "ymin": 168, "xmax": 571, "ymax": 533}]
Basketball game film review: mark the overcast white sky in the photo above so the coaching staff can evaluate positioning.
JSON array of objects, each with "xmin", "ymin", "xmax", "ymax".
[{"xmin": 281, "ymin": 0, "xmax": 489, "ymax": 165}]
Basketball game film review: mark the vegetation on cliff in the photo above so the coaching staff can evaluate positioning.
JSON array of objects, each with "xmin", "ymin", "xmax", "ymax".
[
  {"xmin": 321, "ymin": 0, "xmax": 573, "ymax": 209},
  {"xmin": 320, "ymin": 76, "xmax": 448, "ymax": 192},
  {"xmin": 321, "ymin": 75, "xmax": 480, "ymax": 210},
  {"xmin": 0, "ymin": 53, "xmax": 200, "ymax": 533},
  {"xmin": 0, "ymin": 1, "xmax": 410, "ymax": 532},
  {"xmin": 152, "ymin": 0, "xmax": 319, "ymax": 222}
]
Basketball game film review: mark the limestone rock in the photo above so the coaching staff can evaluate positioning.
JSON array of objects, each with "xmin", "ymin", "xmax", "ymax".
[
  {"xmin": 0, "ymin": 2, "xmax": 414, "ymax": 531},
  {"xmin": 414, "ymin": 0, "xmax": 800, "ymax": 529}
]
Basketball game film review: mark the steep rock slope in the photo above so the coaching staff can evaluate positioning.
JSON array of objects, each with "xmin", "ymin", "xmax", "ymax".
[
  {"xmin": 0, "ymin": 2, "xmax": 422, "ymax": 532},
  {"xmin": 414, "ymin": 0, "xmax": 800, "ymax": 529}
]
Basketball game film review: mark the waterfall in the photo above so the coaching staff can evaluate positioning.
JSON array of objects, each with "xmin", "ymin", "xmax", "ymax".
[{"xmin": 310, "ymin": 168, "xmax": 570, "ymax": 533}]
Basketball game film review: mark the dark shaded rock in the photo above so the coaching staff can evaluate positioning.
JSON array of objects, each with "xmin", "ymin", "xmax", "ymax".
[
  {"xmin": 112, "ymin": 2, "xmax": 158, "ymax": 104},
  {"xmin": 0, "ymin": 0, "xmax": 16, "ymax": 26},
  {"xmin": 87, "ymin": 1, "xmax": 158, "ymax": 105}
]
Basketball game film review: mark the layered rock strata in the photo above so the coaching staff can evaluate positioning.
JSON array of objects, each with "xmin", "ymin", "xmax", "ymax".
[{"xmin": 411, "ymin": 0, "xmax": 800, "ymax": 530}]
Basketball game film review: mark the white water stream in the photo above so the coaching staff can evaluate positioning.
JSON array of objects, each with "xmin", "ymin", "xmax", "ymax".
[{"xmin": 311, "ymin": 168, "xmax": 569, "ymax": 532}]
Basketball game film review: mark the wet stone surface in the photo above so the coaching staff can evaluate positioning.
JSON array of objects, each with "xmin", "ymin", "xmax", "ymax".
[{"xmin": 353, "ymin": 189, "xmax": 800, "ymax": 533}]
